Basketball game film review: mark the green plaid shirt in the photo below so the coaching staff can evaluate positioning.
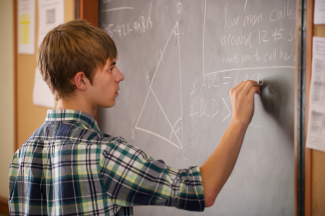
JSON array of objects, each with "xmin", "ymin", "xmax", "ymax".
[{"xmin": 9, "ymin": 109, "xmax": 204, "ymax": 215}]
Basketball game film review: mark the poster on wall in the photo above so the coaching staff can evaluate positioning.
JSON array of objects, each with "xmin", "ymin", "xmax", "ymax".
[
  {"xmin": 306, "ymin": 37, "xmax": 325, "ymax": 152},
  {"xmin": 37, "ymin": 0, "xmax": 64, "ymax": 47},
  {"xmin": 314, "ymin": 0, "xmax": 325, "ymax": 24},
  {"xmin": 18, "ymin": 0, "xmax": 35, "ymax": 54},
  {"xmin": 33, "ymin": 67, "xmax": 55, "ymax": 108}
]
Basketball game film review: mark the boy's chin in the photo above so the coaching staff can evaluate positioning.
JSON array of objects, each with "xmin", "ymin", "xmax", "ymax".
[{"xmin": 102, "ymin": 101, "xmax": 115, "ymax": 108}]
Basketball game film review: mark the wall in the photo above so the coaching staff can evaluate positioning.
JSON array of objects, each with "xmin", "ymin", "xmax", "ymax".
[
  {"xmin": 17, "ymin": 0, "xmax": 75, "ymax": 149},
  {"xmin": 0, "ymin": 0, "xmax": 14, "ymax": 198}
]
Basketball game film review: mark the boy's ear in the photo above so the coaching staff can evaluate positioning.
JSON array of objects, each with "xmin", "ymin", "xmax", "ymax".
[{"xmin": 74, "ymin": 72, "xmax": 89, "ymax": 90}]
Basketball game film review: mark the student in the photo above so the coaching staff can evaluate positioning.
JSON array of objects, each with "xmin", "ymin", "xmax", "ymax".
[{"xmin": 9, "ymin": 20, "xmax": 260, "ymax": 216}]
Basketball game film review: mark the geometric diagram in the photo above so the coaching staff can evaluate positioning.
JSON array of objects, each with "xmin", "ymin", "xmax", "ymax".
[{"xmin": 135, "ymin": 22, "xmax": 183, "ymax": 149}]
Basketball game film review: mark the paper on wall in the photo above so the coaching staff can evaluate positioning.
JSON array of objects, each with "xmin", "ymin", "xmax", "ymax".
[
  {"xmin": 18, "ymin": 0, "xmax": 35, "ymax": 54},
  {"xmin": 37, "ymin": 0, "xmax": 64, "ymax": 47},
  {"xmin": 306, "ymin": 37, "xmax": 325, "ymax": 152},
  {"xmin": 33, "ymin": 67, "xmax": 55, "ymax": 108},
  {"xmin": 314, "ymin": 0, "xmax": 325, "ymax": 24}
]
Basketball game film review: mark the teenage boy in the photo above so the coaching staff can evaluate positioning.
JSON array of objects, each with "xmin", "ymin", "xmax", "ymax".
[{"xmin": 9, "ymin": 20, "xmax": 260, "ymax": 216}]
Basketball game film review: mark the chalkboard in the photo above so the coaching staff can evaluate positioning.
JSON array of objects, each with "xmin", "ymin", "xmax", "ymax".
[{"xmin": 98, "ymin": 0, "xmax": 296, "ymax": 215}]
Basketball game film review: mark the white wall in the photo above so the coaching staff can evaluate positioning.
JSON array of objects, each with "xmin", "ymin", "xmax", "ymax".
[{"xmin": 0, "ymin": 0, "xmax": 14, "ymax": 198}]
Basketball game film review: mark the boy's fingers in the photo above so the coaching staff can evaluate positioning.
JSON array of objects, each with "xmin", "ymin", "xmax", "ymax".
[
  {"xmin": 247, "ymin": 85, "xmax": 261, "ymax": 98},
  {"xmin": 256, "ymin": 85, "xmax": 261, "ymax": 94},
  {"xmin": 231, "ymin": 80, "xmax": 261, "ymax": 99},
  {"xmin": 231, "ymin": 81, "xmax": 246, "ymax": 96},
  {"xmin": 242, "ymin": 81, "xmax": 259, "ymax": 95},
  {"xmin": 232, "ymin": 81, "xmax": 245, "ymax": 92},
  {"xmin": 230, "ymin": 81, "xmax": 241, "ymax": 98}
]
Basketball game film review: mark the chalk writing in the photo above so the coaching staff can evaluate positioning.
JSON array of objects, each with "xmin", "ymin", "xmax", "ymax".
[{"xmin": 102, "ymin": 3, "xmax": 152, "ymax": 38}]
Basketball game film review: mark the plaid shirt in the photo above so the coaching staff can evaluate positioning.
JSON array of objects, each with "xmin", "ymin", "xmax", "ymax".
[{"xmin": 9, "ymin": 109, "xmax": 204, "ymax": 215}]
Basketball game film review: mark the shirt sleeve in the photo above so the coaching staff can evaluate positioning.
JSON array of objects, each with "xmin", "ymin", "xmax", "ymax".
[
  {"xmin": 99, "ymin": 137, "xmax": 205, "ymax": 212},
  {"xmin": 8, "ymin": 149, "xmax": 20, "ymax": 200}
]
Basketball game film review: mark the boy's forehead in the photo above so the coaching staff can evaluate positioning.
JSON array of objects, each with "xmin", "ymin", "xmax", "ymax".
[
  {"xmin": 97, "ymin": 57, "xmax": 116, "ymax": 71},
  {"xmin": 106, "ymin": 57, "xmax": 116, "ymax": 65}
]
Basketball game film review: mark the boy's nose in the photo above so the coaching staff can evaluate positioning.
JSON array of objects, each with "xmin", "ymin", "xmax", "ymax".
[{"xmin": 116, "ymin": 68, "xmax": 125, "ymax": 82}]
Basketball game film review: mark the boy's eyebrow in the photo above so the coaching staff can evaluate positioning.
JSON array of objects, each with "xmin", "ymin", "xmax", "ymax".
[{"xmin": 111, "ymin": 61, "xmax": 116, "ymax": 66}]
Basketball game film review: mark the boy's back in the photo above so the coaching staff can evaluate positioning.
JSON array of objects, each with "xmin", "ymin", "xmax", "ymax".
[{"xmin": 9, "ymin": 110, "xmax": 204, "ymax": 215}]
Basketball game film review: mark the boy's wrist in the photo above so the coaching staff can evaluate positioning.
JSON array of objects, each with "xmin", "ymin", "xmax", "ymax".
[{"xmin": 229, "ymin": 118, "xmax": 249, "ymax": 132}]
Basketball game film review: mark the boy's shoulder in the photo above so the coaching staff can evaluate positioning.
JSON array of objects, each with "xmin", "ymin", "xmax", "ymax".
[{"xmin": 12, "ymin": 120, "xmax": 129, "ymax": 161}]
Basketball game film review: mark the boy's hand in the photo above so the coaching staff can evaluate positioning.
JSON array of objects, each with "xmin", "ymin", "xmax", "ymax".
[{"xmin": 230, "ymin": 80, "xmax": 261, "ymax": 126}]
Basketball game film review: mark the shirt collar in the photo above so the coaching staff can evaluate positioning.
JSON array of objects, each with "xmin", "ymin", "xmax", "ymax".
[{"xmin": 45, "ymin": 109, "xmax": 100, "ymax": 132}]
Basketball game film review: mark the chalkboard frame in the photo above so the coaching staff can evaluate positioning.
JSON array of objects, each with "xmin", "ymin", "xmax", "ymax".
[
  {"xmin": 299, "ymin": 0, "xmax": 314, "ymax": 215},
  {"xmin": 295, "ymin": 0, "xmax": 307, "ymax": 215}
]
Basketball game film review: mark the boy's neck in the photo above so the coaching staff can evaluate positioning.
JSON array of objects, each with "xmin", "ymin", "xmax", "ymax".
[{"xmin": 56, "ymin": 95, "xmax": 97, "ymax": 117}]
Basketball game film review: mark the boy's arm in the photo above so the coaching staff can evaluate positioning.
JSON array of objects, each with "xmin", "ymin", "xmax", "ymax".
[
  {"xmin": 100, "ymin": 139, "xmax": 205, "ymax": 211},
  {"xmin": 200, "ymin": 80, "xmax": 261, "ymax": 207}
]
